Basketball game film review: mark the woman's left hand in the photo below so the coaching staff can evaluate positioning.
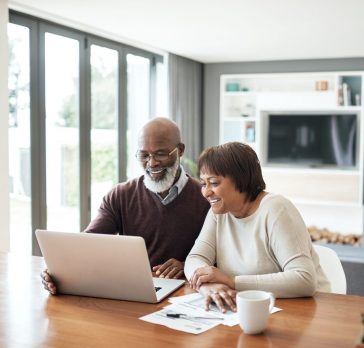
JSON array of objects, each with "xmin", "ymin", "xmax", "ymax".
[
  {"xmin": 199, "ymin": 283, "xmax": 237, "ymax": 313},
  {"xmin": 189, "ymin": 266, "xmax": 234, "ymax": 290}
]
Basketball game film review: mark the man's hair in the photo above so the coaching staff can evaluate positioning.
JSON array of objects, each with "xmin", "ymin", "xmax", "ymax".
[{"xmin": 198, "ymin": 142, "xmax": 266, "ymax": 201}]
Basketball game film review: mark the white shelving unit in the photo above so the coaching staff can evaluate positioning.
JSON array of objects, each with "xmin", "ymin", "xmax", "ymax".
[{"xmin": 220, "ymin": 72, "xmax": 364, "ymax": 235}]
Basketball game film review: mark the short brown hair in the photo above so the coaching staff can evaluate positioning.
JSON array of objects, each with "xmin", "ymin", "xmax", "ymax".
[{"xmin": 198, "ymin": 142, "xmax": 266, "ymax": 201}]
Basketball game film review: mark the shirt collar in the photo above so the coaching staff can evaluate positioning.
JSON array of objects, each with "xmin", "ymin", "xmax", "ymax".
[
  {"xmin": 155, "ymin": 165, "xmax": 189, "ymax": 203},
  {"xmin": 174, "ymin": 165, "xmax": 189, "ymax": 194}
]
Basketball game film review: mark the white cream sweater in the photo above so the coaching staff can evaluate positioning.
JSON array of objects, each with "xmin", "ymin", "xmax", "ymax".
[{"xmin": 184, "ymin": 193, "xmax": 330, "ymax": 298}]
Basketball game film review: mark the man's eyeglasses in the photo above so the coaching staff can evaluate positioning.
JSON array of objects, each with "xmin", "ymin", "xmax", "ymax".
[{"xmin": 135, "ymin": 147, "xmax": 178, "ymax": 163}]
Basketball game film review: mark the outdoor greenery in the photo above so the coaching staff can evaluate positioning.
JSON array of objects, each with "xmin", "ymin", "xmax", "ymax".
[
  {"xmin": 92, "ymin": 145, "xmax": 117, "ymax": 185},
  {"xmin": 181, "ymin": 157, "xmax": 198, "ymax": 178},
  {"xmin": 59, "ymin": 61, "xmax": 118, "ymax": 206},
  {"xmin": 8, "ymin": 37, "xmax": 29, "ymax": 128}
]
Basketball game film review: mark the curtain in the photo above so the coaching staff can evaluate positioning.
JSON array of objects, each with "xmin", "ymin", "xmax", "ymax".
[{"xmin": 168, "ymin": 53, "xmax": 203, "ymax": 166}]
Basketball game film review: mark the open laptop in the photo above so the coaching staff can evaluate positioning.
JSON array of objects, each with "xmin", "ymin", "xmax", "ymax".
[{"xmin": 35, "ymin": 229, "xmax": 185, "ymax": 303}]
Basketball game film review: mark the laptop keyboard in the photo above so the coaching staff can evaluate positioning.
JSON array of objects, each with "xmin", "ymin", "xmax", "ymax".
[{"xmin": 154, "ymin": 287, "xmax": 162, "ymax": 292}]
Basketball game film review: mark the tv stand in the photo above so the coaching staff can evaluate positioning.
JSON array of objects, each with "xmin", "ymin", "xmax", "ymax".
[{"xmin": 220, "ymin": 72, "xmax": 364, "ymax": 236}]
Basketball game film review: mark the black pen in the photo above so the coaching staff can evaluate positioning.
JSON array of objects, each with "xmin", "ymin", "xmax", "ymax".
[{"xmin": 166, "ymin": 313, "xmax": 224, "ymax": 320}]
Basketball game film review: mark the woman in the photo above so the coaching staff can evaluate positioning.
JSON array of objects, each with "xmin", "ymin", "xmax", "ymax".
[{"xmin": 185, "ymin": 142, "xmax": 330, "ymax": 313}]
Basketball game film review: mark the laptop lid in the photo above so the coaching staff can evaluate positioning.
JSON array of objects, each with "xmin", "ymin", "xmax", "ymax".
[{"xmin": 35, "ymin": 230, "xmax": 185, "ymax": 303}]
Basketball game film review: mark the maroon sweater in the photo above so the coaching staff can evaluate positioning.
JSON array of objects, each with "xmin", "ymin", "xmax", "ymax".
[{"xmin": 85, "ymin": 176, "xmax": 210, "ymax": 267}]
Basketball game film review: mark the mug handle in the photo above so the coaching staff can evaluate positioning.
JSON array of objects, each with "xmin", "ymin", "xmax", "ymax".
[{"xmin": 268, "ymin": 292, "xmax": 275, "ymax": 313}]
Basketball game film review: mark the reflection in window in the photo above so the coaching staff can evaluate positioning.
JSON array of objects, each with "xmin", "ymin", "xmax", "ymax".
[
  {"xmin": 90, "ymin": 45, "xmax": 118, "ymax": 218},
  {"xmin": 126, "ymin": 54, "xmax": 150, "ymax": 179},
  {"xmin": 8, "ymin": 23, "xmax": 31, "ymax": 254},
  {"xmin": 45, "ymin": 33, "xmax": 80, "ymax": 231}
]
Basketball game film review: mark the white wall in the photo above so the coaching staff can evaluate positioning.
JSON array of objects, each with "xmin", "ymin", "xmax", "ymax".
[{"xmin": 0, "ymin": 0, "xmax": 10, "ymax": 252}]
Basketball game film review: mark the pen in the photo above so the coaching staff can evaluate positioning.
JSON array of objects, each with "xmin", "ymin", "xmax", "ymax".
[{"xmin": 166, "ymin": 313, "xmax": 224, "ymax": 320}]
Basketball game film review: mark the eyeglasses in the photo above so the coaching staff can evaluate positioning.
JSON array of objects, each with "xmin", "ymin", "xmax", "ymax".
[{"xmin": 135, "ymin": 147, "xmax": 178, "ymax": 163}]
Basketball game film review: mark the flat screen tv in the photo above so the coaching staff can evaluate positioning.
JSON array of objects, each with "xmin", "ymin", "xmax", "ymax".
[{"xmin": 267, "ymin": 113, "xmax": 358, "ymax": 168}]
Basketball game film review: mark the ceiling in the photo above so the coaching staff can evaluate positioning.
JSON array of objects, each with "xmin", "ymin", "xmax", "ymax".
[{"xmin": 9, "ymin": 0, "xmax": 364, "ymax": 63}]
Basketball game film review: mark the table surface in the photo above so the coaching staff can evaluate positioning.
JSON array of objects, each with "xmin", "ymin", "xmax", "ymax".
[{"xmin": 1, "ymin": 252, "xmax": 363, "ymax": 348}]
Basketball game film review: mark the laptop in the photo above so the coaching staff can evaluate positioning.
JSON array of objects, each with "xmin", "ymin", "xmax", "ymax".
[{"xmin": 35, "ymin": 229, "xmax": 185, "ymax": 303}]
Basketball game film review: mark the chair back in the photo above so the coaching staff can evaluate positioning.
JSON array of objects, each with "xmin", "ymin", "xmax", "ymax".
[{"xmin": 313, "ymin": 244, "xmax": 347, "ymax": 294}]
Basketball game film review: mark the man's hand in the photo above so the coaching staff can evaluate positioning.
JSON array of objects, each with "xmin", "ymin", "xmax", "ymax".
[
  {"xmin": 152, "ymin": 258, "xmax": 184, "ymax": 279},
  {"xmin": 199, "ymin": 283, "xmax": 237, "ymax": 313},
  {"xmin": 40, "ymin": 269, "xmax": 57, "ymax": 295},
  {"xmin": 189, "ymin": 266, "xmax": 234, "ymax": 290}
]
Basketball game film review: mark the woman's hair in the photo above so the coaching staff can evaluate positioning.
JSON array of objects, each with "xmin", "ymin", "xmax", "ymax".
[{"xmin": 198, "ymin": 142, "xmax": 266, "ymax": 201}]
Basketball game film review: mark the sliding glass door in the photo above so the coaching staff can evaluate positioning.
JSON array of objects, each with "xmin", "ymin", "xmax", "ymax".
[
  {"xmin": 44, "ymin": 32, "xmax": 80, "ymax": 231},
  {"xmin": 8, "ymin": 22, "xmax": 31, "ymax": 254},
  {"xmin": 8, "ymin": 11, "xmax": 165, "ymax": 255},
  {"xmin": 126, "ymin": 53, "xmax": 151, "ymax": 179},
  {"xmin": 90, "ymin": 44, "xmax": 119, "ymax": 219}
]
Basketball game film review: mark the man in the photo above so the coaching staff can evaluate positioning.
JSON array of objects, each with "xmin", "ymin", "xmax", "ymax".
[{"xmin": 41, "ymin": 117, "xmax": 210, "ymax": 294}]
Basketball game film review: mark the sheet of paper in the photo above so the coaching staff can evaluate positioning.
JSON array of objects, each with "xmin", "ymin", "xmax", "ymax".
[
  {"xmin": 140, "ymin": 304, "xmax": 221, "ymax": 334},
  {"xmin": 170, "ymin": 293, "xmax": 239, "ymax": 326},
  {"xmin": 140, "ymin": 293, "xmax": 282, "ymax": 334},
  {"xmin": 169, "ymin": 293, "xmax": 282, "ymax": 326}
]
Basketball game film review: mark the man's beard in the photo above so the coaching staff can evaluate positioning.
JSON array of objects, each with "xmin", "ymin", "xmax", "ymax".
[{"xmin": 143, "ymin": 155, "xmax": 180, "ymax": 194}]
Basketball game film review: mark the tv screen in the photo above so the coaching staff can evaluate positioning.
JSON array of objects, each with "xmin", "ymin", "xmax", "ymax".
[{"xmin": 267, "ymin": 113, "xmax": 358, "ymax": 168}]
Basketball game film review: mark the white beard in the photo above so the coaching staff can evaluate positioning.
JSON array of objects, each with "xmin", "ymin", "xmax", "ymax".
[{"xmin": 143, "ymin": 155, "xmax": 180, "ymax": 194}]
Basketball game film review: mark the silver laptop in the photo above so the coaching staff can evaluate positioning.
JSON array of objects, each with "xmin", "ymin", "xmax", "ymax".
[{"xmin": 35, "ymin": 229, "xmax": 185, "ymax": 303}]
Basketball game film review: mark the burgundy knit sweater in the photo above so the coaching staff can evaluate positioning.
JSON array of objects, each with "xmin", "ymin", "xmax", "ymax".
[{"xmin": 85, "ymin": 176, "xmax": 210, "ymax": 267}]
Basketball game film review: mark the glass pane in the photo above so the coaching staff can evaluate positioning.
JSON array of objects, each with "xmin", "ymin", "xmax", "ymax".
[
  {"xmin": 90, "ymin": 45, "xmax": 118, "ymax": 218},
  {"xmin": 126, "ymin": 54, "xmax": 150, "ymax": 179},
  {"xmin": 45, "ymin": 33, "xmax": 80, "ymax": 231},
  {"xmin": 156, "ymin": 61, "xmax": 168, "ymax": 116},
  {"xmin": 8, "ymin": 23, "xmax": 31, "ymax": 254}
]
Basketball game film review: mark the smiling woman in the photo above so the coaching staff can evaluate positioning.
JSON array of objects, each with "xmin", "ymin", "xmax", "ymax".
[
  {"xmin": 199, "ymin": 143, "xmax": 265, "ymax": 217},
  {"xmin": 185, "ymin": 142, "xmax": 331, "ymax": 313}
]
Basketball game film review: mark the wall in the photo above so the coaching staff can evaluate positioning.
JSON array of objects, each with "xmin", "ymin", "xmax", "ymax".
[
  {"xmin": 203, "ymin": 58, "xmax": 364, "ymax": 148},
  {"xmin": 0, "ymin": 0, "xmax": 9, "ymax": 252}
]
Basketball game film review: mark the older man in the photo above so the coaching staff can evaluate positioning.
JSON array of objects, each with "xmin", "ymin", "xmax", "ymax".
[{"xmin": 41, "ymin": 117, "xmax": 209, "ymax": 294}]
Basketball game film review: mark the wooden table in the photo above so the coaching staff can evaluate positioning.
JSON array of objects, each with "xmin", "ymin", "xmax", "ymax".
[{"xmin": 0, "ymin": 252, "xmax": 363, "ymax": 348}]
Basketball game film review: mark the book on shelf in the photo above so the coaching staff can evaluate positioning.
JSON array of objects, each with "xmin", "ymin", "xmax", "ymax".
[
  {"xmin": 342, "ymin": 82, "xmax": 351, "ymax": 106},
  {"xmin": 338, "ymin": 85, "xmax": 343, "ymax": 106}
]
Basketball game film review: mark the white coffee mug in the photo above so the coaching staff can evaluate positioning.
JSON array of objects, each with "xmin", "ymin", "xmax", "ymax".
[{"xmin": 236, "ymin": 290, "xmax": 275, "ymax": 334}]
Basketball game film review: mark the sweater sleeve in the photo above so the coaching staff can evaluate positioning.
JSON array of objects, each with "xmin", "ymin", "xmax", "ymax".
[
  {"xmin": 84, "ymin": 187, "xmax": 121, "ymax": 234},
  {"xmin": 235, "ymin": 203, "xmax": 317, "ymax": 298},
  {"xmin": 184, "ymin": 209, "xmax": 216, "ymax": 280}
]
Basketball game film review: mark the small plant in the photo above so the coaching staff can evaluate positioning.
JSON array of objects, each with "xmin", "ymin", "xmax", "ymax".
[{"xmin": 181, "ymin": 157, "xmax": 198, "ymax": 178}]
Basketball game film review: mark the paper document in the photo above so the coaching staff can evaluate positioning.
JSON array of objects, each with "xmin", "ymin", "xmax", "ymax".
[
  {"xmin": 169, "ymin": 293, "xmax": 239, "ymax": 326},
  {"xmin": 140, "ymin": 293, "xmax": 282, "ymax": 334},
  {"xmin": 140, "ymin": 304, "xmax": 221, "ymax": 334}
]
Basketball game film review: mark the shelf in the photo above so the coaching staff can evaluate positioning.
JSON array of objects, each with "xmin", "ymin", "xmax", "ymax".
[
  {"xmin": 223, "ymin": 91, "xmax": 256, "ymax": 96},
  {"xmin": 223, "ymin": 73, "xmax": 337, "ymax": 93},
  {"xmin": 338, "ymin": 75, "xmax": 362, "ymax": 107},
  {"xmin": 222, "ymin": 116, "xmax": 256, "ymax": 121},
  {"xmin": 220, "ymin": 118, "xmax": 257, "ymax": 145},
  {"xmin": 262, "ymin": 166, "xmax": 361, "ymax": 175},
  {"xmin": 336, "ymin": 105, "xmax": 362, "ymax": 111}
]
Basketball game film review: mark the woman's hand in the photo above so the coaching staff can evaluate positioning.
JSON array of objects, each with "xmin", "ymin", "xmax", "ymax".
[
  {"xmin": 199, "ymin": 283, "xmax": 237, "ymax": 313},
  {"xmin": 189, "ymin": 266, "xmax": 234, "ymax": 290}
]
